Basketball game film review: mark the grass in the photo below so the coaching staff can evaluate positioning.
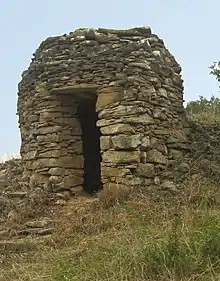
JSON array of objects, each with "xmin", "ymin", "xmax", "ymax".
[{"xmin": 2, "ymin": 175, "xmax": 220, "ymax": 281}]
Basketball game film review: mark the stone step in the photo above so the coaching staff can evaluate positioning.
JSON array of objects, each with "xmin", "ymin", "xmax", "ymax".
[
  {"xmin": 18, "ymin": 227, "xmax": 55, "ymax": 237},
  {"xmin": 0, "ymin": 240, "xmax": 37, "ymax": 253},
  {"xmin": 25, "ymin": 219, "xmax": 56, "ymax": 228},
  {"xmin": 4, "ymin": 191, "xmax": 27, "ymax": 198},
  {"xmin": 0, "ymin": 236, "xmax": 52, "ymax": 253}
]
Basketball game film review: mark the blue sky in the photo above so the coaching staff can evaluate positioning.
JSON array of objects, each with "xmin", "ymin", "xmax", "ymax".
[{"xmin": 1, "ymin": 0, "xmax": 220, "ymax": 155}]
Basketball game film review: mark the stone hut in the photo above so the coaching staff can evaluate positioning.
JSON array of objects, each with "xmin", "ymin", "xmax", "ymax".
[{"xmin": 17, "ymin": 26, "xmax": 188, "ymax": 194}]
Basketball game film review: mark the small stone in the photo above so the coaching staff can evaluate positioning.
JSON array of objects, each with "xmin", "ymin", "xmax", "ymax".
[
  {"xmin": 140, "ymin": 151, "xmax": 147, "ymax": 163},
  {"xmin": 18, "ymin": 228, "xmax": 54, "ymax": 236},
  {"xmin": 56, "ymin": 199, "xmax": 66, "ymax": 206},
  {"xmin": 5, "ymin": 192, "xmax": 27, "ymax": 198},
  {"xmin": 7, "ymin": 210, "xmax": 20, "ymax": 221},
  {"xmin": 169, "ymin": 149, "xmax": 184, "ymax": 160},
  {"xmin": 48, "ymin": 168, "xmax": 65, "ymax": 176},
  {"xmin": 147, "ymin": 149, "xmax": 167, "ymax": 165},
  {"xmin": 141, "ymin": 136, "xmax": 150, "ymax": 150},
  {"xmin": 25, "ymin": 219, "xmax": 55, "ymax": 228},
  {"xmin": 56, "ymin": 191, "xmax": 71, "ymax": 201},
  {"xmin": 161, "ymin": 181, "xmax": 178, "ymax": 192},
  {"xmin": 154, "ymin": 176, "xmax": 160, "ymax": 185},
  {"xmin": 178, "ymin": 163, "xmax": 190, "ymax": 173},
  {"xmin": 135, "ymin": 163, "xmax": 155, "ymax": 178}
]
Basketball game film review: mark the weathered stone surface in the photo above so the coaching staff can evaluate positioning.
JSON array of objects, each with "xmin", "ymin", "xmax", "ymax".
[
  {"xmin": 101, "ymin": 167, "xmax": 131, "ymax": 177},
  {"xmin": 135, "ymin": 163, "xmax": 155, "ymax": 178},
  {"xmin": 169, "ymin": 149, "xmax": 184, "ymax": 160},
  {"xmin": 100, "ymin": 124, "xmax": 135, "ymax": 135},
  {"xmin": 25, "ymin": 219, "xmax": 55, "ymax": 228},
  {"xmin": 147, "ymin": 149, "xmax": 167, "ymax": 165},
  {"xmin": 102, "ymin": 151, "xmax": 139, "ymax": 164},
  {"xmin": 0, "ymin": 240, "xmax": 37, "ymax": 253},
  {"xmin": 112, "ymin": 135, "xmax": 140, "ymax": 150},
  {"xmin": 178, "ymin": 162, "xmax": 190, "ymax": 173},
  {"xmin": 16, "ymin": 26, "xmax": 188, "ymax": 193},
  {"xmin": 48, "ymin": 167, "xmax": 65, "ymax": 176},
  {"xmin": 63, "ymin": 174, "xmax": 83, "ymax": 188},
  {"xmin": 100, "ymin": 136, "xmax": 112, "ymax": 151},
  {"xmin": 141, "ymin": 136, "xmax": 151, "ymax": 150},
  {"xmin": 96, "ymin": 88, "xmax": 123, "ymax": 109},
  {"xmin": 18, "ymin": 228, "xmax": 54, "ymax": 236},
  {"xmin": 161, "ymin": 181, "xmax": 178, "ymax": 192}
]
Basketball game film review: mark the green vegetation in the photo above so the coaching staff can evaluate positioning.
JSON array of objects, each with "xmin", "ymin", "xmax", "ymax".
[
  {"xmin": 2, "ymin": 176, "xmax": 220, "ymax": 281},
  {"xmin": 185, "ymin": 62, "xmax": 220, "ymax": 123},
  {"xmin": 186, "ymin": 95, "xmax": 220, "ymax": 123}
]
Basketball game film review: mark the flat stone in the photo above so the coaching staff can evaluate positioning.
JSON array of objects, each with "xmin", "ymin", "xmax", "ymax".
[
  {"xmin": 102, "ymin": 150, "xmax": 139, "ymax": 164},
  {"xmin": 147, "ymin": 149, "xmax": 167, "ymax": 165},
  {"xmin": 25, "ymin": 219, "xmax": 56, "ymax": 228},
  {"xmin": 135, "ymin": 163, "xmax": 155, "ymax": 178},
  {"xmin": 116, "ymin": 175, "xmax": 144, "ymax": 186},
  {"xmin": 40, "ymin": 111, "xmax": 63, "ymax": 121},
  {"xmin": 101, "ymin": 167, "xmax": 131, "ymax": 177},
  {"xmin": 169, "ymin": 149, "xmax": 184, "ymax": 160},
  {"xmin": 167, "ymin": 131, "xmax": 188, "ymax": 143},
  {"xmin": 99, "ymin": 105, "xmax": 149, "ymax": 119},
  {"xmin": 23, "ymin": 150, "xmax": 38, "ymax": 160},
  {"xmin": 48, "ymin": 167, "xmax": 65, "ymax": 176},
  {"xmin": 0, "ymin": 241, "xmax": 37, "ymax": 253},
  {"xmin": 126, "ymin": 114, "xmax": 154, "ymax": 125},
  {"xmin": 5, "ymin": 192, "xmax": 27, "ymax": 198},
  {"xmin": 63, "ymin": 174, "xmax": 83, "ymax": 188},
  {"xmin": 50, "ymin": 84, "xmax": 98, "ymax": 94},
  {"xmin": 18, "ymin": 227, "xmax": 54, "ymax": 236},
  {"xmin": 112, "ymin": 135, "xmax": 140, "ymax": 150},
  {"xmin": 35, "ymin": 126, "xmax": 62, "ymax": 135},
  {"xmin": 32, "ymin": 156, "xmax": 83, "ymax": 169},
  {"xmin": 128, "ymin": 62, "xmax": 151, "ymax": 70},
  {"xmin": 96, "ymin": 88, "xmax": 123, "ymax": 109},
  {"xmin": 100, "ymin": 124, "xmax": 135, "ymax": 135}
]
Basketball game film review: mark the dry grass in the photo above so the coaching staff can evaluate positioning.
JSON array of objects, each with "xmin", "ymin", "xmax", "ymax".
[
  {"xmin": 1, "ymin": 174, "xmax": 220, "ymax": 281},
  {"xmin": 0, "ymin": 153, "xmax": 20, "ymax": 163}
]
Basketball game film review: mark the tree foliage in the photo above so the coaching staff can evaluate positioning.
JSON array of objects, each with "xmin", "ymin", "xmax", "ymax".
[
  {"xmin": 185, "ymin": 62, "xmax": 220, "ymax": 122},
  {"xmin": 210, "ymin": 62, "xmax": 220, "ymax": 82}
]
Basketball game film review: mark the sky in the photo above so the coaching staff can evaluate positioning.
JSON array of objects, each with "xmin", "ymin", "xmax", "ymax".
[{"xmin": 0, "ymin": 0, "xmax": 220, "ymax": 155}]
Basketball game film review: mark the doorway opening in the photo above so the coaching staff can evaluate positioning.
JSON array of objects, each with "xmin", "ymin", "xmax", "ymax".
[{"xmin": 78, "ymin": 96, "xmax": 102, "ymax": 194}]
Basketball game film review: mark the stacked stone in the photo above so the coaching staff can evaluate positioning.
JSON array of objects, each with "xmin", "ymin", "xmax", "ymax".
[{"xmin": 17, "ymin": 26, "xmax": 189, "ymax": 192}]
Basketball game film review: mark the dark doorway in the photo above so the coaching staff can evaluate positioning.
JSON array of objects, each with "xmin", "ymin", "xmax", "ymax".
[{"xmin": 78, "ymin": 96, "xmax": 102, "ymax": 194}]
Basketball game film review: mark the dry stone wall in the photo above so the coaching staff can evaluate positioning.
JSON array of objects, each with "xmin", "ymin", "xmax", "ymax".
[{"xmin": 17, "ymin": 26, "xmax": 189, "ymax": 194}]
